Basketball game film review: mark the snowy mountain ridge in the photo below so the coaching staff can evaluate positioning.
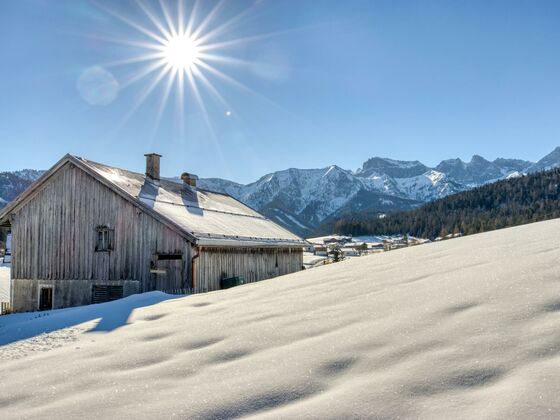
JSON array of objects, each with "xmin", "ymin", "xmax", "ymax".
[{"xmin": 199, "ymin": 147, "xmax": 560, "ymax": 236}]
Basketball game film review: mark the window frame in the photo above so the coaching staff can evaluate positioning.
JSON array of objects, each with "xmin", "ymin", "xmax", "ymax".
[{"xmin": 95, "ymin": 225, "xmax": 114, "ymax": 252}]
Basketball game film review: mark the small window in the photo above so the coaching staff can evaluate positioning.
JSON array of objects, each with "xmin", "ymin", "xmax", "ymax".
[
  {"xmin": 39, "ymin": 286, "xmax": 53, "ymax": 311},
  {"xmin": 95, "ymin": 226, "xmax": 114, "ymax": 252},
  {"xmin": 92, "ymin": 285, "xmax": 123, "ymax": 304},
  {"xmin": 157, "ymin": 254, "xmax": 183, "ymax": 261}
]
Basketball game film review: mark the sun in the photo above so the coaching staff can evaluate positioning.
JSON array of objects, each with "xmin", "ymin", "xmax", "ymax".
[{"xmin": 162, "ymin": 33, "xmax": 200, "ymax": 72}]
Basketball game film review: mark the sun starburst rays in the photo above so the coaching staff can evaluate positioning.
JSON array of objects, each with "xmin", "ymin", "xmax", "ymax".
[{"xmin": 90, "ymin": 0, "xmax": 288, "ymax": 145}]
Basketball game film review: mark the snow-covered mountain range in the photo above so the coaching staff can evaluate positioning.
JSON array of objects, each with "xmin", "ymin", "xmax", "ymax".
[
  {"xmin": 199, "ymin": 147, "xmax": 560, "ymax": 236},
  {"xmin": 1, "ymin": 148, "xmax": 559, "ymax": 237}
]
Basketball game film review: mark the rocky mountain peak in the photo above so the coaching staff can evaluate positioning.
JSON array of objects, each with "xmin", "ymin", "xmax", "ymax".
[
  {"xmin": 470, "ymin": 154, "xmax": 490, "ymax": 164},
  {"xmin": 358, "ymin": 157, "xmax": 429, "ymax": 179}
]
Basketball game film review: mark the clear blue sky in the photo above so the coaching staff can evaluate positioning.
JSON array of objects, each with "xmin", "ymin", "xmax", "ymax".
[{"xmin": 1, "ymin": 0, "xmax": 560, "ymax": 183}]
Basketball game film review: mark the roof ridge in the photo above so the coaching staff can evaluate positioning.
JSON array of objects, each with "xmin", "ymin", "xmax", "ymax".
[{"xmin": 78, "ymin": 156, "xmax": 236, "ymax": 200}]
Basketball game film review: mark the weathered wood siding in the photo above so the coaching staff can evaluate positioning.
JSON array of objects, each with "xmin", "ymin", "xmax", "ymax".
[
  {"xmin": 10, "ymin": 162, "xmax": 191, "ymax": 292},
  {"xmin": 195, "ymin": 247, "xmax": 303, "ymax": 290}
]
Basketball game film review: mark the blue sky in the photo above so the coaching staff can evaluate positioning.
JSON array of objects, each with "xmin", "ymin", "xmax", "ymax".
[{"xmin": 1, "ymin": 0, "xmax": 560, "ymax": 183}]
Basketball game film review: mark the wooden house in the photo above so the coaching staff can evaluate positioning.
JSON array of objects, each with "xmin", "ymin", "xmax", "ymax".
[{"xmin": 0, "ymin": 154, "xmax": 305, "ymax": 312}]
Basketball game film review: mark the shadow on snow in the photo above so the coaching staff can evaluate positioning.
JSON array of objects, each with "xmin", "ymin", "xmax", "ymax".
[{"xmin": 0, "ymin": 292, "xmax": 182, "ymax": 347}]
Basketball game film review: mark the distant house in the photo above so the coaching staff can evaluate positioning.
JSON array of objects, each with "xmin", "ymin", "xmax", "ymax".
[
  {"xmin": 303, "ymin": 242, "xmax": 314, "ymax": 253},
  {"xmin": 307, "ymin": 235, "xmax": 351, "ymax": 246},
  {"xmin": 408, "ymin": 237, "xmax": 431, "ymax": 246},
  {"xmin": 0, "ymin": 154, "xmax": 305, "ymax": 312},
  {"xmin": 313, "ymin": 245, "xmax": 328, "ymax": 256},
  {"xmin": 341, "ymin": 247, "xmax": 359, "ymax": 257},
  {"xmin": 369, "ymin": 242, "xmax": 385, "ymax": 251},
  {"xmin": 383, "ymin": 239, "xmax": 408, "ymax": 251}
]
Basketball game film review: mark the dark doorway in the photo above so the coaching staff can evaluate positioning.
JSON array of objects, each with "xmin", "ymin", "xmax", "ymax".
[{"xmin": 39, "ymin": 287, "xmax": 53, "ymax": 311}]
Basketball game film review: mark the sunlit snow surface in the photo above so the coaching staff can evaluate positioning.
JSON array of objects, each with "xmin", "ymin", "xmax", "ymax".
[
  {"xmin": 2, "ymin": 220, "xmax": 560, "ymax": 418},
  {"xmin": 0, "ymin": 266, "xmax": 9, "ymax": 302}
]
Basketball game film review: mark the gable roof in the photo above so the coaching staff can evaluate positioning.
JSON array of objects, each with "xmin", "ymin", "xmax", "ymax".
[{"xmin": 0, "ymin": 154, "xmax": 305, "ymax": 247}]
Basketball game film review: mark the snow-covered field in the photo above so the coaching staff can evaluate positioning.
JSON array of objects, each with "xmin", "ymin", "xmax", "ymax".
[
  {"xmin": 0, "ymin": 265, "xmax": 10, "ymax": 302},
  {"xmin": 2, "ymin": 219, "xmax": 560, "ymax": 418}
]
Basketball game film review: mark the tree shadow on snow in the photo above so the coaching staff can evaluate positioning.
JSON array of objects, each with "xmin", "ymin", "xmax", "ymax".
[{"xmin": 0, "ymin": 292, "xmax": 183, "ymax": 347}]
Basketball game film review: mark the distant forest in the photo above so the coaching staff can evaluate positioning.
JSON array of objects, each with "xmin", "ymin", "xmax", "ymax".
[{"xmin": 332, "ymin": 168, "xmax": 560, "ymax": 239}]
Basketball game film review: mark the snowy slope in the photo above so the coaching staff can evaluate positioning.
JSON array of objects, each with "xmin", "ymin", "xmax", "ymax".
[
  {"xmin": 390, "ymin": 170, "xmax": 462, "ymax": 201},
  {"xmin": 2, "ymin": 219, "xmax": 560, "ymax": 418}
]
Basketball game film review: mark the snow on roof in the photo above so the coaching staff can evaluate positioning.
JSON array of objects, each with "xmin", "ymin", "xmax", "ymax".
[
  {"xmin": 306, "ymin": 235, "xmax": 352, "ymax": 244},
  {"xmin": 77, "ymin": 158, "xmax": 305, "ymax": 247}
]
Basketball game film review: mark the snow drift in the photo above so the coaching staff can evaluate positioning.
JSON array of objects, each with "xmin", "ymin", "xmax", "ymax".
[{"xmin": 1, "ymin": 219, "xmax": 560, "ymax": 418}]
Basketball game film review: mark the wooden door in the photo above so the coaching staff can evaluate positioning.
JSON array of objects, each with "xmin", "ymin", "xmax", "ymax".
[{"xmin": 152, "ymin": 254, "xmax": 184, "ymax": 291}]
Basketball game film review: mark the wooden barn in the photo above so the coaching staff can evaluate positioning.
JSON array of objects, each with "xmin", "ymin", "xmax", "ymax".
[{"xmin": 0, "ymin": 154, "xmax": 305, "ymax": 312}]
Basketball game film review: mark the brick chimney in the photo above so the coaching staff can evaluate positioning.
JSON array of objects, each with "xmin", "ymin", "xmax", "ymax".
[
  {"xmin": 181, "ymin": 172, "xmax": 198, "ymax": 188},
  {"xmin": 144, "ymin": 153, "xmax": 161, "ymax": 181}
]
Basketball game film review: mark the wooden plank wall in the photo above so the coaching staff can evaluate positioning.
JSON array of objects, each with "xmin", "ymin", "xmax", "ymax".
[
  {"xmin": 10, "ymin": 163, "xmax": 192, "ymax": 292},
  {"xmin": 195, "ymin": 247, "xmax": 303, "ymax": 290}
]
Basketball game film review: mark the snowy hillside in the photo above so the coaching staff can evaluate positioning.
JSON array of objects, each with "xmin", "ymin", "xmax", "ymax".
[
  {"xmin": 1, "ymin": 219, "xmax": 560, "ymax": 418},
  {"xmin": 392, "ymin": 170, "xmax": 463, "ymax": 201}
]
